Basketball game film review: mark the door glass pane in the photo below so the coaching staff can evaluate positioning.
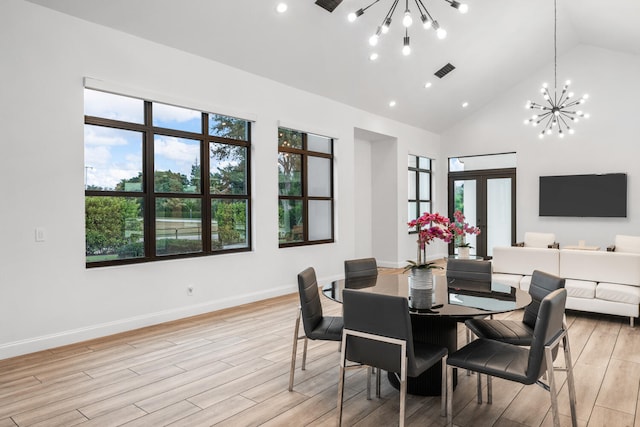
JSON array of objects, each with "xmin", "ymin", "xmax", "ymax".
[
  {"xmin": 211, "ymin": 199, "xmax": 248, "ymax": 251},
  {"xmin": 408, "ymin": 155, "xmax": 417, "ymax": 168},
  {"xmin": 309, "ymin": 200, "xmax": 332, "ymax": 241},
  {"xmin": 155, "ymin": 198, "xmax": 202, "ymax": 255},
  {"xmin": 453, "ymin": 179, "xmax": 478, "ymax": 255},
  {"xmin": 419, "ymin": 202, "xmax": 431, "ymax": 215},
  {"xmin": 307, "ymin": 156, "xmax": 331, "ymax": 197},
  {"xmin": 487, "ymin": 178, "xmax": 512, "ymax": 256}
]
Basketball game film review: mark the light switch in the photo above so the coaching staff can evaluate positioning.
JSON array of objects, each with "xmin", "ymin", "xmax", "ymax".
[{"xmin": 35, "ymin": 227, "xmax": 46, "ymax": 242}]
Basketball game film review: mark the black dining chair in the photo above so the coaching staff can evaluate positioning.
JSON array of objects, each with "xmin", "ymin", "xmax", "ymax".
[
  {"xmin": 337, "ymin": 289, "xmax": 448, "ymax": 427},
  {"xmin": 446, "ymin": 258, "xmax": 492, "ymax": 392},
  {"xmin": 465, "ymin": 269, "xmax": 566, "ymax": 403},
  {"xmin": 446, "ymin": 288, "xmax": 577, "ymax": 427},
  {"xmin": 344, "ymin": 257, "xmax": 378, "ymax": 280},
  {"xmin": 289, "ymin": 267, "xmax": 343, "ymax": 392}
]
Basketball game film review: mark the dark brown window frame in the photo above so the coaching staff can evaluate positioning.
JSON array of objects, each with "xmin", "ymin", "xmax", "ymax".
[
  {"xmin": 408, "ymin": 154, "xmax": 432, "ymax": 228},
  {"xmin": 278, "ymin": 128, "xmax": 334, "ymax": 248},
  {"xmin": 84, "ymin": 96, "xmax": 252, "ymax": 268}
]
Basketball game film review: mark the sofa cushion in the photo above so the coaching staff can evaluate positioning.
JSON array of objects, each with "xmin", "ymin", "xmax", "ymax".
[
  {"xmin": 614, "ymin": 235, "xmax": 640, "ymax": 254},
  {"xmin": 492, "ymin": 273, "xmax": 523, "ymax": 289},
  {"xmin": 492, "ymin": 246, "xmax": 560, "ymax": 277},
  {"xmin": 560, "ymin": 250, "xmax": 640, "ymax": 286},
  {"xmin": 596, "ymin": 282, "xmax": 640, "ymax": 305},
  {"xmin": 565, "ymin": 279, "xmax": 596, "ymax": 299},
  {"xmin": 519, "ymin": 275, "xmax": 533, "ymax": 292},
  {"xmin": 524, "ymin": 232, "xmax": 556, "ymax": 248}
]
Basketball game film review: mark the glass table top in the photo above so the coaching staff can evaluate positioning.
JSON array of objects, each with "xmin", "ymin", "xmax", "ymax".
[{"xmin": 322, "ymin": 273, "xmax": 531, "ymax": 318}]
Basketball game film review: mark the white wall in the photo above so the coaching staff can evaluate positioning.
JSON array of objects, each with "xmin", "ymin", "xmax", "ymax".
[
  {"xmin": 0, "ymin": 0, "xmax": 441, "ymax": 359},
  {"xmin": 442, "ymin": 45, "xmax": 640, "ymax": 250}
]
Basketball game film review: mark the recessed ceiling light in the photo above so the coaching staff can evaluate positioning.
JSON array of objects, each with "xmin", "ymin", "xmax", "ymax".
[
  {"xmin": 369, "ymin": 52, "xmax": 379, "ymax": 61},
  {"xmin": 389, "ymin": 100, "xmax": 397, "ymax": 107},
  {"xmin": 462, "ymin": 101, "xmax": 469, "ymax": 108},
  {"xmin": 276, "ymin": 3, "xmax": 288, "ymax": 13},
  {"xmin": 424, "ymin": 82, "xmax": 432, "ymax": 89}
]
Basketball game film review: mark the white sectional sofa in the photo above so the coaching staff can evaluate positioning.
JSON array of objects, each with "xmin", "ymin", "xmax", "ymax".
[{"xmin": 492, "ymin": 246, "xmax": 640, "ymax": 326}]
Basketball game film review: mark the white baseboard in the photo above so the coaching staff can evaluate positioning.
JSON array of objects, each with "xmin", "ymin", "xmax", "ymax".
[{"xmin": 0, "ymin": 285, "xmax": 296, "ymax": 361}]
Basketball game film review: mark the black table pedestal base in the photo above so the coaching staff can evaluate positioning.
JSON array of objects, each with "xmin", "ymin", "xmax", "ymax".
[{"xmin": 387, "ymin": 315, "xmax": 459, "ymax": 396}]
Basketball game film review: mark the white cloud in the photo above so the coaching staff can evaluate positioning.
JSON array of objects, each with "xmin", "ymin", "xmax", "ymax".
[
  {"xmin": 155, "ymin": 136, "xmax": 199, "ymax": 164},
  {"xmin": 84, "ymin": 89, "xmax": 144, "ymax": 123},
  {"xmin": 84, "ymin": 125, "xmax": 130, "ymax": 147},
  {"xmin": 153, "ymin": 102, "xmax": 200, "ymax": 123}
]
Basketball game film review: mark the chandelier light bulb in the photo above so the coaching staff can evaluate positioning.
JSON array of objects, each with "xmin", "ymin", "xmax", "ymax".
[
  {"xmin": 402, "ymin": 36, "xmax": 411, "ymax": 55},
  {"xmin": 403, "ymin": 10, "xmax": 413, "ymax": 27},
  {"xmin": 382, "ymin": 18, "xmax": 392, "ymax": 33},
  {"xmin": 565, "ymin": 79, "xmax": 571, "ymax": 85},
  {"xmin": 369, "ymin": 52, "xmax": 379, "ymax": 61},
  {"xmin": 569, "ymin": 128, "xmax": 575, "ymax": 134},
  {"xmin": 525, "ymin": 101, "xmax": 532, "ymax": 108},
  {"xmin": 421, "ymin": 15, "xmax": 431, "ymax": 29},
  {"xmin": 276, "ymin": 3, "xmax": 288, "ymax": 13},
  {"xmin": 348, "ymin": 8, "xmax": 364, "ymax": 22},
  {"xmin": 583, "ymin": 94, "xmax": 590, "ymax": 100},
  {"xmin": 350, "ymin": 0, "xmax": 467, "ymax": 62}
]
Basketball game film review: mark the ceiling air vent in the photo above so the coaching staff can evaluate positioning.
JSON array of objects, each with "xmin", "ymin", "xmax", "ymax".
[
  {"xmin": 315, "ymin": 0, "xmax": 344, "ymax": 12},
  {"xmin": 434, "ymin": 63, "xmax": 456, "ymax": 79}
]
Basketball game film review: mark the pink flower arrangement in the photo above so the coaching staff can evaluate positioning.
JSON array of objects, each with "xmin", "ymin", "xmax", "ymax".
[
  {"xmin": 406, "ymin": 212, "xmax": 453, "ymax": 270},
  {"xmin": 450, "ymin": 210, "xmax": 481, "ymax": 248}
]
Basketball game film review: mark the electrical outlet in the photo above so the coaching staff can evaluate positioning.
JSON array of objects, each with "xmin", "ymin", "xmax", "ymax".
[
  {"xmin": 35, "ymin": 227, "xmax": 46, "ymax": 242},
  {"xmin": 187, "ymin": 285, "xmax": 194, "ymax": 296}
]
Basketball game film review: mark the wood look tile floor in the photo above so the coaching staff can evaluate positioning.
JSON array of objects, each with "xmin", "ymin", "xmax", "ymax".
[{"xmin": 1, "ymin": 271, "xmax": 639, "ymax": 426}]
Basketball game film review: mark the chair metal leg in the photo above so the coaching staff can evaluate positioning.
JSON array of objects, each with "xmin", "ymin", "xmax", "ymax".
[
  {"xmin": 301, "ymin": 337, "xmax": 308, "ymax": 370},
  {"xmin": 288, "ymin": 309, "xmax": 301, "ymax": 392},
  {"xmin": 466, "ymin": 328, "xmax": 472, "ymax": 376},
  {"xmin": 487, "ymin": 375, "xmax": 492, "ymax": 404},
  {"xmin": 399, "ymin": 356, "xmax": 407, "ymax": 427},
  {"xmin": 366, "ymin": 366, "xmax": 372, "ymax": 400},
  {"xmin": 447, "ymin": 365, "xmax": 453, "ymax": 427},
  {"xmin": 476, "ymin": 371, "xmax": 482, "ymax": 403},
  {"xmin": 563, "ymin": 334, "xmax": 578, "ymax": 427},
  {"xmin": 376, "ymin": 367, "xmax": 381, "ymax": 397},
  {"xmin": 441, "ymin": 355, "xmax": 448, "ymax": 417},
  {"xmin": 545, "ymin": 346, "xmax": 561, "ymax": 427},
  {"xmin": 631, "ymin": 317, "xmax": 635, "ymax": 327},
  {"xmin": 337, "ymin": 333, "xmax": 347, "ymax": 426}
]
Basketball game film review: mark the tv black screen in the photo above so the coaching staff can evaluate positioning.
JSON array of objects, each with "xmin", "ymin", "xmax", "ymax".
[{"xmin": 539, "ymin": 173, "xmax": 627, "ymax": 217}]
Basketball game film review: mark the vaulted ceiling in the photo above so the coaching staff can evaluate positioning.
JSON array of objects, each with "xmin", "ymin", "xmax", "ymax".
[{"xmin": 26, "ymin": 0, "xmax": 640, "ymax": 132}]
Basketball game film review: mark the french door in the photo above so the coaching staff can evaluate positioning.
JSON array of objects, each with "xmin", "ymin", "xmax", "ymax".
[{"xmin": 447, "ymin": 168, "xmax": 516, "ymax": 258}]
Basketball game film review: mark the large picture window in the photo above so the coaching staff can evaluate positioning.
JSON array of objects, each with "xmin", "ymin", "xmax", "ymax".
[
  {"xmin": 408, "ymin": 155, "xmax": 432, "ymax": 222},
  {"xmin": 278, "ymin": 127, "xmax": 334, "ymax": 246},
  {"xmin": 84, "ymin": 89, "xmax": 251, "ymax": 266}
]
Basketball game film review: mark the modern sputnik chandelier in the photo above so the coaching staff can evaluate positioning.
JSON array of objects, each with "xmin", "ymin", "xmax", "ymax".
[
  {"xmin": 524, "ymin": 0, "xmax": 589, "ymax": 138},
  {"xmin": 347, "ymin": 0, "xmax": 468, "ymax": 57}
]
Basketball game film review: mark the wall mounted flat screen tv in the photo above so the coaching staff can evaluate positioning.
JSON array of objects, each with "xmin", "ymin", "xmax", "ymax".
[{"xmin": 539, "ymin": 173, "xmax": 627, "ymax": 217}]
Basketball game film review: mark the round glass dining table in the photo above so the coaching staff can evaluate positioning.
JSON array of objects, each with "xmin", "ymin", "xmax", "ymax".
[{"xmin": 322, "ymin": 273, "xmax": 532, "ymax": 396}]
